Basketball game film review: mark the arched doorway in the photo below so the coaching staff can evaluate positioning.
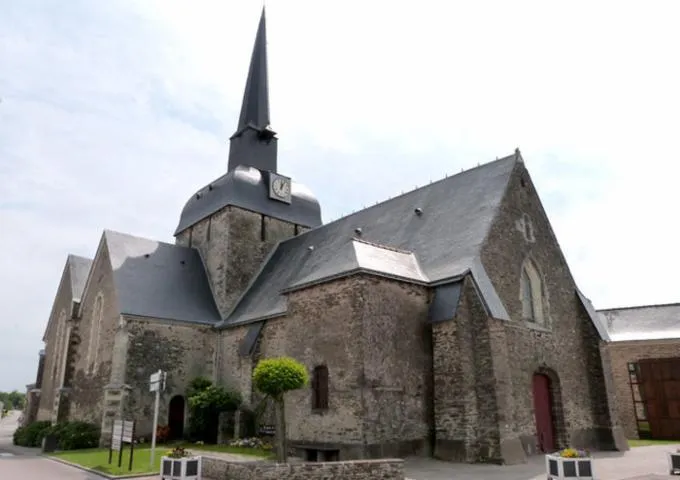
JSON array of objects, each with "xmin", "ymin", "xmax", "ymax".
[
  {"xmin": 168, "ymin": 395, "xmax": 185, "ymax": 440},
  {"xmin": 532, "ymin": 373, "xmax": 556, "ymax": 452}
]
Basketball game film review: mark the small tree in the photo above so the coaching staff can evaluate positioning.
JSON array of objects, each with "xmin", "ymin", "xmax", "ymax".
[{"xmin": 252, "ymin": 357, "xmax": 308, "ymax": 462}]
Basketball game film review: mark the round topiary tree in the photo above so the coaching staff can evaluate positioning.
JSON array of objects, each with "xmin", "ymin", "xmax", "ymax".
[{"xmin": 252, "ymin": 357, "xmax": 308, "ymax": 462}]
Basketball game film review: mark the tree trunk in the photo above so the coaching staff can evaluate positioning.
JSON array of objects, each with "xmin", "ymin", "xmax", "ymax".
[{"xmin": 275, "ymin": 397, "xmax": 287, "ymax": 462}]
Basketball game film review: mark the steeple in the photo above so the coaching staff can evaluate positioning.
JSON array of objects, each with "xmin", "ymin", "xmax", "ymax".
[{"xmin": 228, "ymin": 7, "xmax": 278, "ymax": 173}]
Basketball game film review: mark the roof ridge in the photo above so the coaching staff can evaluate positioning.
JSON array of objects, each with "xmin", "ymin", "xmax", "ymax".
[
  {"xmin": 598, "ymin": 301, "xmax": 680, "ymax": 312},
  {"xmin": 103, "ymin": 228, "xmax": 186, "ymax": 250},
  {"xmin": 351, "ymin": 237, "xmax": 413, "ymax": 255},
  {"xmin": 316, "ymin": 153, "xmax": 518, "ymax": 229}
]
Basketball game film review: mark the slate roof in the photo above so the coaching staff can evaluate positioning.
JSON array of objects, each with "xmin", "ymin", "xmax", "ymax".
[
  {"xmin": 175, "ymin": 166, "xmax": 322, "ymax": 235},
  {"xmin": 222, "ymin": 154, "xmax": 519, "ymax": 326},
  {"xmin": 103, "ymin": 230, "xmax": 221, "ymax": 325},
  {"xmin": 67, "ymin": 254, "xmax": 93, "ymax": 302},
  {"xmin": 577, "ymin": 289, "xmax": 611, "ymax": 342},
  {"xmin": 598, "ymin": 303, "xmax": 680, "ymax": 341}
]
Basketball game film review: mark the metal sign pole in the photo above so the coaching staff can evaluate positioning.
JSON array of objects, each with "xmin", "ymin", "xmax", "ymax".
[{"xmin": 149, "ymin": 369, "xmax": 163, "ymax": 469}]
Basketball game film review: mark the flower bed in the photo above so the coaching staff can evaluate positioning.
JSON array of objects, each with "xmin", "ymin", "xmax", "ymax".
[
  {"xmin": 545, "ymin": 448, "xmax": 594, "ymax": 480},
  {"xmin": 161, "ymin": 447, "xmax": 202, "ymax": 480}
]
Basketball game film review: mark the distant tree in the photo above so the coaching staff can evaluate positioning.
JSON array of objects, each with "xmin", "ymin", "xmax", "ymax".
[
  {"xmin": 252, "ymin": 357, "xmax": 309, "ymax": 462},
  {"xmin": 0, "ymin": 391, "xmax": 25, "ymax": 410}
]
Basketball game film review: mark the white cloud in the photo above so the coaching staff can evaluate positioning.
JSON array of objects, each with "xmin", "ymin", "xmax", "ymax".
[{"xmin": 1, "ymin": 0, "xmax": 679, "ymax": 391}]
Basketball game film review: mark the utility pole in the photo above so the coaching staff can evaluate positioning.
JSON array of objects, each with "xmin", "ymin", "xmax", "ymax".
[{"xmin": 149, "ymin": 369, "xmax": 166, "ymax": 469}]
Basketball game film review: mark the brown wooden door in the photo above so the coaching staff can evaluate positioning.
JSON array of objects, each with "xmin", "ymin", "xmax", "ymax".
[
  {"xmin": 638, "ymin": 358, "xmax": 680, "ymax": 439},
  {"xmin": 533, "ymin": 374, "xmax": 555, "ymax": 452}
]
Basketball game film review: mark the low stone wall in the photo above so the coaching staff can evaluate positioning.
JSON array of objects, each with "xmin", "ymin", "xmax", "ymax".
[{"xmin": 201, "ymin": 456, "xmax": 405, "ymax": 480}]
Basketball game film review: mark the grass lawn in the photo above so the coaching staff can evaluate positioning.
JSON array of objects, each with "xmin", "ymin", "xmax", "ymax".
[
  {"xmin": 629, "ymin": 438, "xmax": 680, "ymax": 447},
  {"xmin": 50, "ymin": 443, "xmax": 271, "ymax": 477},
  {"xmin": 51, "ymin": 446, "xmax": 161, "ymax": 476}
]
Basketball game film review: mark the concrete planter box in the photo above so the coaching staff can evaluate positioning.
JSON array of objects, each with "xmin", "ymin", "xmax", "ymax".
[
  {"xmin": 545, "ymin": 454, "xmax": 594, "ymax": 479},
  {"xmin": 161, "ymin": 456, "xmax": 202, "ymax": 480},
  {"xmin": 667, "ymin": 451, "xmax": 680, "ymax": 475}
]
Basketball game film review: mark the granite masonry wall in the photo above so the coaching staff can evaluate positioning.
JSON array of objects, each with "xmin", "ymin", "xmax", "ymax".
[
  {"xmin": 479, "ymin": 160, "xmax": 626, "ymax": 459},
  {"xmin": 218, "ymin": 274, "xmax": 431, "ymax": 460},
  {"xmin": 432, "ymin": 276, "xmax": 502, "ymax": 463},
  {"xmin": 68, "ymin": 242, "xmax": 121, "ymax": 429},
  {"xmin": 37, "ymin": 264, "xmax": 75, "ymax": 422},
  {"xmin": 123, "ymin": 317, "xmax": 215, "ymax": 437},
  {"xmin": 175, "ymin": 206, "xmax": 301, "ymax": 318},
  {"xmin": 201, "ymin": 456, "xmax": 404, "ymax": 480}
]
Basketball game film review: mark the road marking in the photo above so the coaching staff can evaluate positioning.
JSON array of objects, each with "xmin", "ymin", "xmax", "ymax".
[{"xmin": 0, "ymin": 453, "xmax": 15, "ymax": 457}]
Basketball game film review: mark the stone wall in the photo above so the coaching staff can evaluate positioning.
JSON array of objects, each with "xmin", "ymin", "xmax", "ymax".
[
  {"xmin": 175, "ymin": 206, "xmax": 300, "ymax": 318},
  {"xmin": 37, "ymin": 265, "xmax": 75, "ymax": 422},
  {"xmin": 358, "ymin": 276, "xmax": 430, "ymax": 457},
  {"xmin": 218, "ymin": 274, "xmax": 431, "ymax": 460},
  {"xmin": 479, "ymin": 160, "xmax": 623, "ymax": 457},
  {"xmin": 432, "ymin": 276, "xmax": 502, "ymax": 463},
  {"xmin": 201, "ymin": 456, "xmax": 404, "ymax": 480},
  {"xmin": 123, "ymin": 317, "xmax": 215, "ymax": 437},
  {"xmin": 69, "ymin": 242, "xmax": 120, "ymax": 428},
  {"xmin": 606, "ymin": 339, "xmax": 680, "ymax": 438}
]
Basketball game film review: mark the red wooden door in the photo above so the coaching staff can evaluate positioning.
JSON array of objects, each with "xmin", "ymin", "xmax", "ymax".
[{"xmin": 533, "ymin": 374, "xmax": 555, "ymax": 452}]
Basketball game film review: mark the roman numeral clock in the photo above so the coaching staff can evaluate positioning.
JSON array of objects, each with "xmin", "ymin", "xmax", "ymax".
[{"xmin": 269, "ymin": 172, "xmax": 292, "ymax": 204}]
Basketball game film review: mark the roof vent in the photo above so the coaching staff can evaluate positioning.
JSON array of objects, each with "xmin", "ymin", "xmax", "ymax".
[
  {"xmin": 307, "ymin": 245, "xmax": 315, "ymax": 251},
  {"xmin": 208, "ymin": 184, "xmax": 214, "ymax": 191},
  {"xmin": 354, "ymin": 227, "xmax": 363, "ymax": 235},
  {"xmin": 195, "ymin": 193, "xmax": 202, "ymax": 200},
  {"xmin": 414, "ymin": 207, "xmax": 423, "ymax": 216},
  {"xmin": 180, "ymin": 260, "xmax": 186, "ymax": 265},
  {"xmin": 144, "ymin": 253, "xmax": 150, "ymax": 258}
]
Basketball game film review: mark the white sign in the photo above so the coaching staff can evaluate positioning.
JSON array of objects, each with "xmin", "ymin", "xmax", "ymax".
[
  {"xmin": 122, "ymin": 420, "xmax": 134, "ymax": 443},
  {"xmin": 149, "ymin": 370, "xmax": 167, "ymax": 392},
  {"xmin": 111, "ymin": 421, "xmax": 123, "ymax": 452}
]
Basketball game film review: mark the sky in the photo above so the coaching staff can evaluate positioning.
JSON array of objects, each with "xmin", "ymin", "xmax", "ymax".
[{"xmin": 1, "ymin": 0, "xmax": 679, "ymax": 392}]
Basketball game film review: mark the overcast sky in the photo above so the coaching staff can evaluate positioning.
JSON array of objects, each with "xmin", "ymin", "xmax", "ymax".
[{"xmin": 1, "ymin": 0, "xmax": 679, "ymax": 392}]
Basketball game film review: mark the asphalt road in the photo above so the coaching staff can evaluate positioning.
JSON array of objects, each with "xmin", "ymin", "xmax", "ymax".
[{"xmin": 0, "ymin": 410, "xmax": 106, "ymax": 479}]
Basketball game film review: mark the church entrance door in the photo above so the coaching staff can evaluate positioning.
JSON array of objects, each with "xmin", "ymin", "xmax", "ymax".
[
  {"xmin": 532, "ymin": 373, "xmax": 555, "ymax": 453},
  {"xmin": 168, "ymin": 395, "xmax": 185, "ymax": 440}
]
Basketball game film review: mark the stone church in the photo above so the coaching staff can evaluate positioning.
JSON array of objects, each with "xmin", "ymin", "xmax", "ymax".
[{"xmin": 26, "ymin": 8, "xmax": 629, "ymax": 464}]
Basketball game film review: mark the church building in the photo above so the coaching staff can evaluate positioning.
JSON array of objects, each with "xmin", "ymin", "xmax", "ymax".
[{"xmin": 27, "ymin": 8, "xmax": 629, "ymax": 464}]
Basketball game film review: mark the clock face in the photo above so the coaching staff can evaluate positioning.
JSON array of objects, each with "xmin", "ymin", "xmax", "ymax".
[{"xmin": 270, "ymin": 175, "xmax": 291, "ymax": 203}]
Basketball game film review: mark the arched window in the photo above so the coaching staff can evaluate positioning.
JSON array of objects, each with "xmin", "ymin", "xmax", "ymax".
[
  {"xmin": 520, "ymin": 259, "xmax": 545, "ymax": 325},
  {"xmin": 87, "ymin": 295, "xmax": 104, "ymax": 374},
  {"xmin": 311, "ymin": 365, "xmax": 329, "ymax": 411}
]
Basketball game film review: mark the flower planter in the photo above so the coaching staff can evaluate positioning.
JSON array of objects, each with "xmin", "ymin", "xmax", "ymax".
[
  {"xmin": 545, "ymin": 453, "xmax": 594, "ymax": 480},
  {"xmin": 667, "ymin": 451, "xmax": 680, "ymax": 475},
  {"xmin": 160, "ymin": 455, "xmax": 202, "ymax": 480}
]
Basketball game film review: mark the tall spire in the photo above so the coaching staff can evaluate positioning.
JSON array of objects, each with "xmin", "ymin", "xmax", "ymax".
[
  {"xmin": 237, "ymin": 7, "xmax": 270, "ymax": 131},
  {"xmin": 228, "ymin": 7, "xmax": 278, "ymax": 173}
]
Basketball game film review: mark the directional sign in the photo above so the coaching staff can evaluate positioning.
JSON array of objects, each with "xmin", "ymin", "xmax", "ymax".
[{"xmin": 149, "ymin": 370, "xmax": 167, "ymax": 392}]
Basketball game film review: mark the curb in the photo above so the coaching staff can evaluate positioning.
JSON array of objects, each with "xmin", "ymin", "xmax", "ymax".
[{"xmin": 45, "ymin": 455, "xmax": 157, "ymax": 479}]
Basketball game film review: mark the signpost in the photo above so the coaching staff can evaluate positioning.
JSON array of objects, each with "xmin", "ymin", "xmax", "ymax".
[
  {"xmin": 107, "ymin": 419, "xmax": 136, "ymax": 471},
  {"xmin": 149, "ymin": 369, "xmax": 167, "ymax": 469}
]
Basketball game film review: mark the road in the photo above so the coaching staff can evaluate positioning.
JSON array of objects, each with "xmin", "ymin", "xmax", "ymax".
[{"xmin": 0, "ymin": 410, "xmax": 106, "ymax": 479}]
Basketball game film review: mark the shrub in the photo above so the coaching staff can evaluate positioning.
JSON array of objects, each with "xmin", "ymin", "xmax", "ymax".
[
  {"xmin": 13, "ymin": 420, "xmax": 51, "ymax": 447},
  {"xmin": 50, "ymin": 421, "xmax": 100, "ymax": 450},
  {"xmin": 187, "ymin": 378, "xmax": 242, "ymax": 443}
]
